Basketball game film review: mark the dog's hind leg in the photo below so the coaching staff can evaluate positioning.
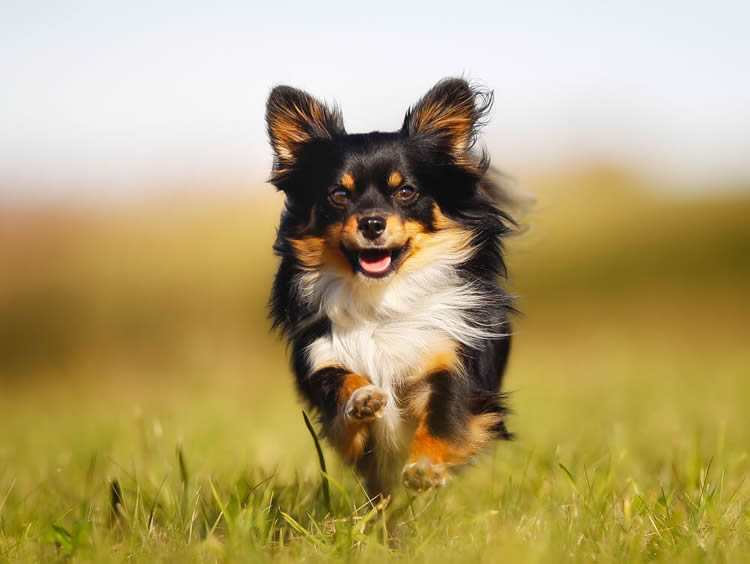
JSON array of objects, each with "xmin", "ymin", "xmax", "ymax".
[{"xmin": 400, "ymin": 367, "xmax": 504, "ymax": 492}]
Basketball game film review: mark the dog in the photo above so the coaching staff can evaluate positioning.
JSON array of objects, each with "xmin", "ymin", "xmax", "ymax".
[{"xmin": 265, "ymin": 78, "xmax": 520, "ymax": 496}]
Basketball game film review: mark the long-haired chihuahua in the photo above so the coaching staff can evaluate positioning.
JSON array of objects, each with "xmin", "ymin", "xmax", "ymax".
[{"xmin": 266, "ymin": 78, "xmax": 521, "ymax": 496}]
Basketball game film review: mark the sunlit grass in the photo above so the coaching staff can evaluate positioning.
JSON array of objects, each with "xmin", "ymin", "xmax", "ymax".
[{"xmin": 2, "ymin": 341, "xmax": 748, "ymax": 563}]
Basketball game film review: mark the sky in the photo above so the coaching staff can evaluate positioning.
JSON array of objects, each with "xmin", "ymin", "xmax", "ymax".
[{"xmin": 1, "ymin": 1, "xmax": 749, "ymax": 200}]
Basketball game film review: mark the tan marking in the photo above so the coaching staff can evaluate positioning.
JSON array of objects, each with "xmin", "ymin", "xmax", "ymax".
[
  {"xmin": 290, "ymin": 204, "xmax": 476, "ymax": 281},
  {"xmin": 409, "ymin": 93, "xmax": 486, "ymax": 175},
  {"xmin": 327, "ymin": 372, "xmax": 372, "ymax": 463},
  {"xmin": 407, "ymin": 413, "xmax": 502, "ymax": 467},
  {"xmin": 400, "ymin": 380, "xmax": 431, "ymax": 418},
  {"xmin": 337, "ymin": 373, "xmax": 371, "ymax": 409},
  {"xmin": 432, "ymin": 203, "xmax": 459, "ymax": 229},
  {"xmin": 288, "ymin": 236, "xmax": 325, "ymax": 270},
  {"xmin": 333, "ymin": 204, "xmax": 476, "ymax": 277},
  {"xmin": 420, "ymin": 345, "xmax": 459, "ymax": 375},
  {"xmin": 330, "ymin": 423, "xmax": 369, "ymax": 463},
  {"xmin": 396, "ymin": 204, "xmax": 476, "ymax": 276},
  {"xmin": 340, "ymin": 172, "xmax": 355, "ymax": 190},
  {"xmin": 268, "ymin": 103, "xmax": 314, "ymax": 161},
  {"xmin": 404, "ymin": 339, "xmax": 502, "ymax": 467},
  {"xmin": 402, "ymin": 339, "xmax": 459, "ymax": 387},
  {"xmin": 377, "ymin": 214, "xmax": 403, "ymax": 242},
  {"xmin": 269, "ymin": 99, "xmax": 334, "ymax": 163},
  {"xmin": 338, "ymin": 213, "xmax": 410, "ymax": 251},
  {"xmin": 408, "ymin": 421, "xmax": 461, "ymax": 465},
  {"xmin": 465, "ymin": 412, "xmax": 504, "ymax": 453},
  {"xmin": 413, "ymin": 97, "xmax": 474, "ymax": 153},
  {"xmin": 404, "ymin": 348, "xmax": 465, "ymax": 466},
  {"xmin": 288, "ymin": 220, "xmax": 355, "ymax": 276},
  {"xmin": 338, "ymin": 214, "xmax": 369, "ymax": 248},
  {"xmin": 401, "ymin": 341, "xmax": 457, "ymax": 423},
  {"xmin": 387, "ymin": 170, "xmax": 403, "ymax": 188}
]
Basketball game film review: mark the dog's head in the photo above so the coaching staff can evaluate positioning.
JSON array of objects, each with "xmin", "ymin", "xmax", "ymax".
[{"xmin": 266, "ymin": 78, "xmax": 505, "ymax": 282}]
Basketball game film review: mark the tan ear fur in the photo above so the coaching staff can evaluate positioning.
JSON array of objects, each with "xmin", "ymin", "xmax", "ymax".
[
  {"xmin": 266, "ymin": 86, "xmax": 345, "ymax": 177},
  {"xmin": 402, "ymin": 78, "xmax": 492, "ymax": 173}
]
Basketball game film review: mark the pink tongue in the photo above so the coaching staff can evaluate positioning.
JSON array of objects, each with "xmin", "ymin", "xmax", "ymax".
[{"xmin": 359, "ymin": 253, "xmax": 392, "ymax": 274}]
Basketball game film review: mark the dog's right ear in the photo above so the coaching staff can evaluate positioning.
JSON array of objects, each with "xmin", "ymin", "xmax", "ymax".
[
  {"xmin": 266, "ymin": 86, "xmax": 345, "ymax": 180},
  {"xmin": 402, "ymin": 78, "xmax": 492, "ymax": 176}
]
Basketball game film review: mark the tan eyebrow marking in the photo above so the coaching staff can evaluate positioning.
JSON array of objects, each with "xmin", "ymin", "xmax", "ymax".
[
  {"xmin": 387, "ymin": 170, "xmax": 403, "ymax": 188},
  {"xmin": 340, "ymin": 172, "xmax": 355, "ymax": 190}
]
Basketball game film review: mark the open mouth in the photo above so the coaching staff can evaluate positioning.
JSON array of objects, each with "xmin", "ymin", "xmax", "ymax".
[
  {"xmin": 358, "ymin": 249, "xmax": 392, "ymax": 275},
  {"xmin": 342, "ymin": 244, "xmax": 409, "ymax": 279}
]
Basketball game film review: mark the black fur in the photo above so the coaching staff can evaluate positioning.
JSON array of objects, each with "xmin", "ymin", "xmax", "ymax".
[{"xmin": 266, "ymin": 78, "xmax": 518, "ymax": 492}]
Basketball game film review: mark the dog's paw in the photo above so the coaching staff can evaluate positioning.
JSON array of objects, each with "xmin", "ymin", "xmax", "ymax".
[
  {"xmin": 401, "ymin": 457, "xmax": 449, "ymax": 493},
  {"xmin": 345, "ymin": 385, "xmax": 388, "ymax": 421}
]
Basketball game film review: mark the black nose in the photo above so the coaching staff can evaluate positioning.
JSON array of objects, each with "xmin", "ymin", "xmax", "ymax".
[{"xmin": 358, "ymin": 216, "xmax": 386, "ymax": 240}]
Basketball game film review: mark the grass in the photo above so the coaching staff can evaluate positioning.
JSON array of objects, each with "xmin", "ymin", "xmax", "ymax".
[{"xmin": 0, "ymin": 168, "xmax": 749, "ymax": 561}]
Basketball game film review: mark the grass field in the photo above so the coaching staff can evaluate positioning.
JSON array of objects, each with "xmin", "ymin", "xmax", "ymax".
[{"xmin": 1, "ymin": 168, "xmax": 749, "ymax": 562}]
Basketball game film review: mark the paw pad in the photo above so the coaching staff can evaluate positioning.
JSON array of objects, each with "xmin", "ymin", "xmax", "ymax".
[
  {"xmin": 402, "ymin": 457, "xmax": 449, "ymax": 492},
  {"xmin": 345, "ymin": 385, "xmax": 388, "ymax": 421}
]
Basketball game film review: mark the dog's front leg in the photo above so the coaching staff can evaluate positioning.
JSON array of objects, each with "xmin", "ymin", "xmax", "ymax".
[{"xmin": 299, "ymin": 367, "xmax": 388, "ymax": 464}]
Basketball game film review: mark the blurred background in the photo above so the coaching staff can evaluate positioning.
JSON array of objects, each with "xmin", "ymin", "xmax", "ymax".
[{"xmin": 1, "ymin": 2, "xmax": 748, "ymax": 483}]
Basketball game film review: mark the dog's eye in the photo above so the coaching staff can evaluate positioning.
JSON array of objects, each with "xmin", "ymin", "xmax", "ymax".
[
  {"xmin": 394, "ymin": 185, "xmax": 417, "ymax": 202},
  {"xmin": 330, "ymin": 188, "xmax": 351, "ymax": 206}
]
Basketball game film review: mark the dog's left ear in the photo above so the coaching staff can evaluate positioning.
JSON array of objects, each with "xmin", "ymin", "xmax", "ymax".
[
  {"xmin": 266, "ymin": 86, "xmax": 345, "ymax": 176},
  {"xmin": 402, "ymin": 78, "xmax": 492, "ymax": 168}
]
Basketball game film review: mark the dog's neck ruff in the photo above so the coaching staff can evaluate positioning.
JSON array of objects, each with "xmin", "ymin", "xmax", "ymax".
[{"xmin": 298, "ymin": 260, "xmax": 503, "ymax": 352}]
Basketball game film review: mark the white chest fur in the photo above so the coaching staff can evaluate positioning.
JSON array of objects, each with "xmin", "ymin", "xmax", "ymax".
[{"xmin": 301, "ymin": 263, "xmax": 501, "ymax": 457}]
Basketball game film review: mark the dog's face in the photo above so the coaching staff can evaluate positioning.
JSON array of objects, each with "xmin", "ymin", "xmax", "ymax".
[{"xmin": 266, "ymin": 79, "xmax": 493, "ymax": 282}]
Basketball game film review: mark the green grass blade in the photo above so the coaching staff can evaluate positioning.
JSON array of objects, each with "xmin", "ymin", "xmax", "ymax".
[
  {"xmin": 559, "ymin": 463, "xmax": 581, "ymax": 496},
  {"xmin": 302, "ymin": 410, "xmax": 331, "ymax": 513},
  {"xmin": 280, "ymin": 511, "xmax": 325, "ymax": 548}
]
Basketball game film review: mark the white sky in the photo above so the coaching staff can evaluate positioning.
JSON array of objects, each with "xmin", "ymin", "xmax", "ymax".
[{"xmin": 1, "ymin": 1, "xmax": 749, "ymax": 199}]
